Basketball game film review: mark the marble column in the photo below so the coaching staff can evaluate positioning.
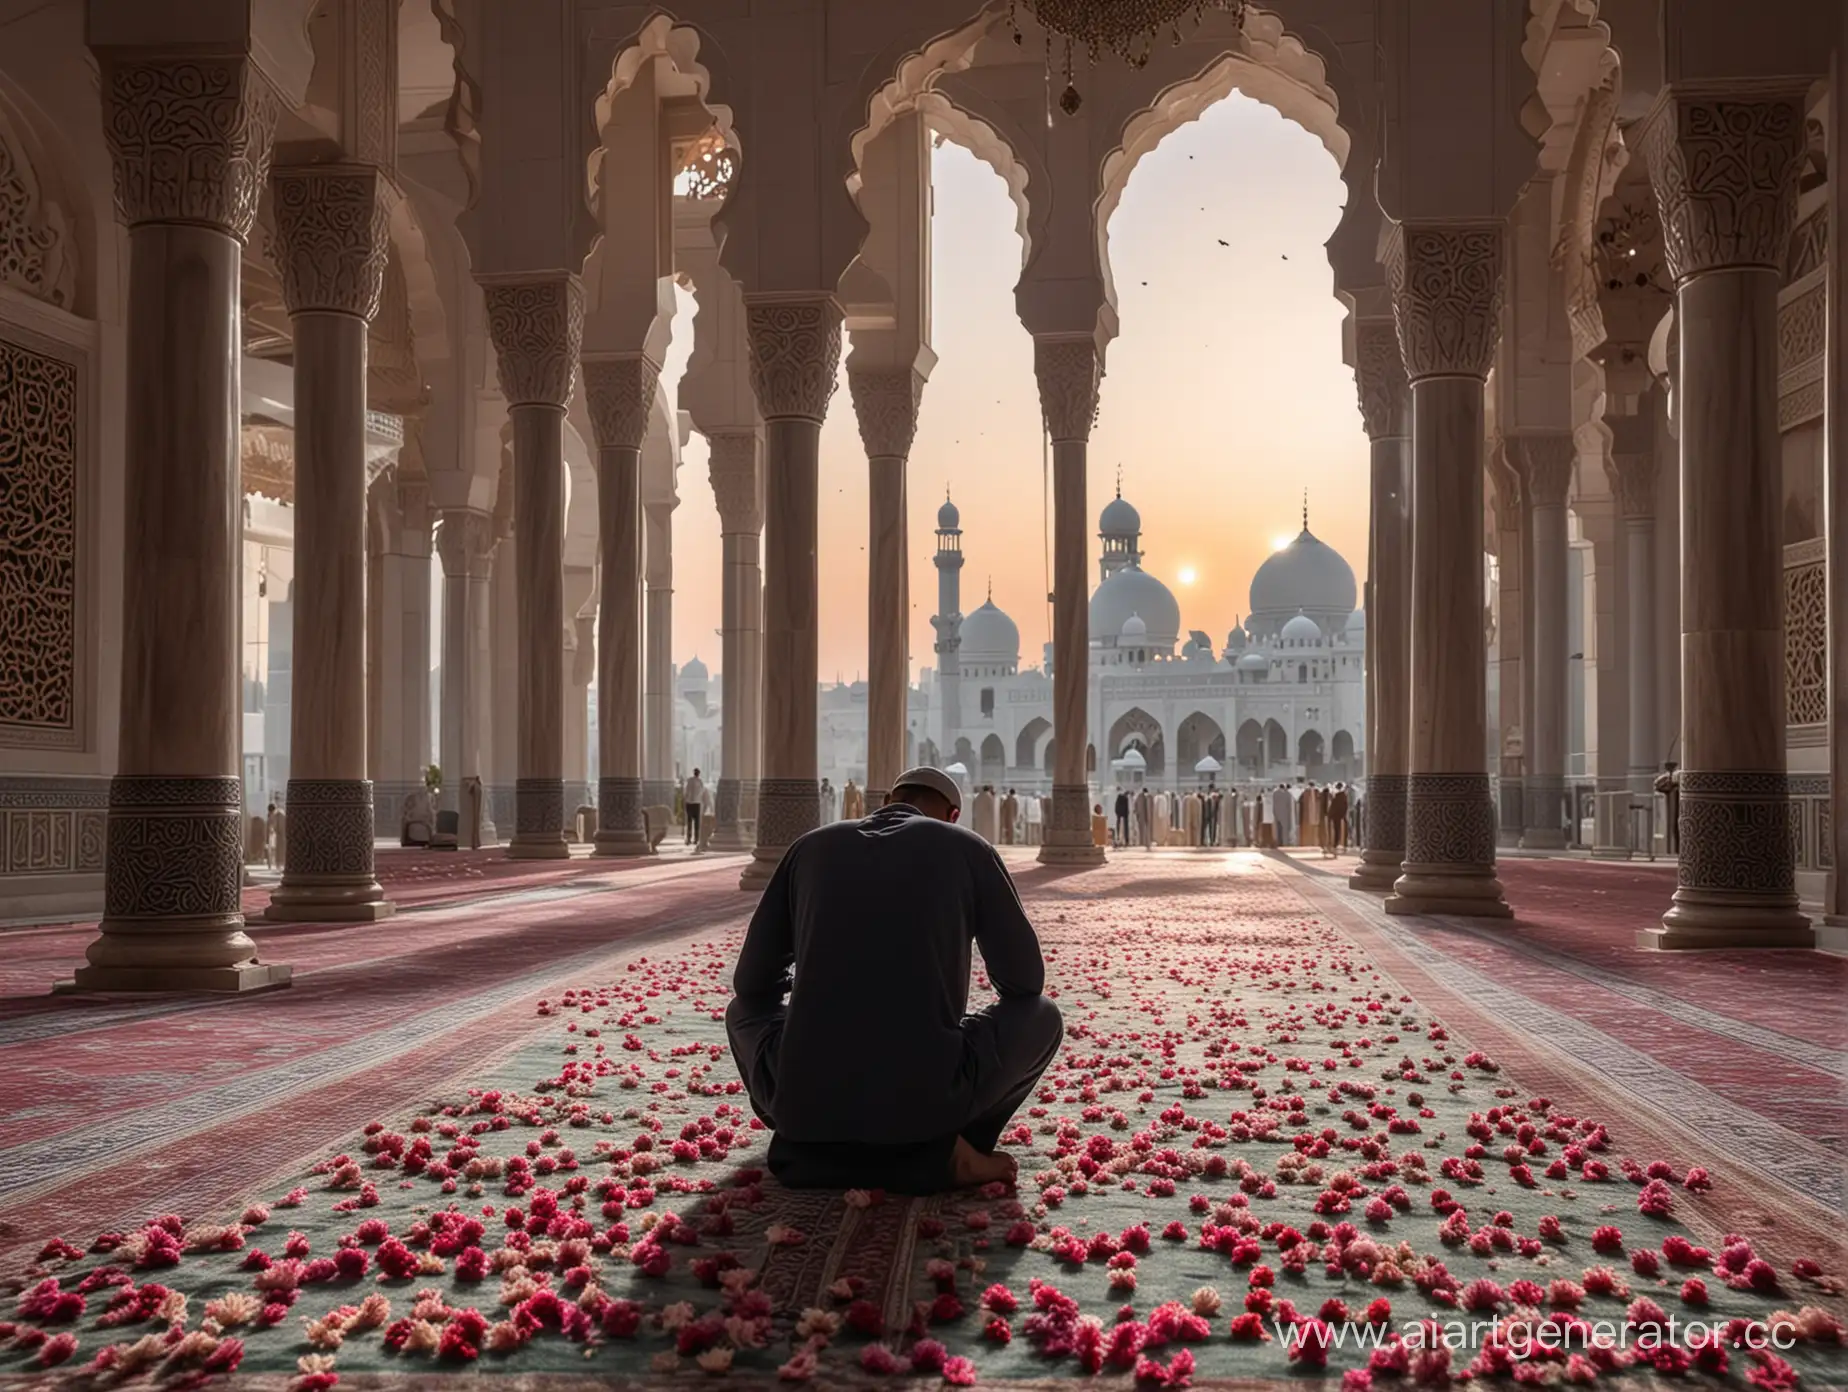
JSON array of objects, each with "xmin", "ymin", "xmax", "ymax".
[
  {"xmin": 740, "ymin": 297, "xmax": 842, "ymax": 890},
  {"xmin": 1351, "ymin": 322, "xmax": 1412, "ymax": 890},
  {"xmin": 264, "ymin": 165, "xmax": 394, "ymax": 921},
  {"xmin": 1640, "ymin": 83, "xmax": 1813, "ymax": 947},
  {"xmin": 582, "ymin": 356, "xmax": 655, "ymax": 856},
  {"xmin": 643, "ymin": 499, "xmax": 678, "ymax": 808},
  {"xmin": 79, "ymin": 55, "xmax": 289, "ymax": 989},
  {"xmin": 437, "ymin": 510, "xmax": 495, "ymax": 845},
  {"xmin": 708, "ymin": 432, "xmax": 763, "ymax": 852},
  {"xmin": 1035, "ymin": 336, "xmax": 1107, "ymax": 867},
  {"xmin": 373, "ymin": 472, "xmax": 433, "ymax": 833},
  {"xmin": 1829, "ymin": 35, "xmax": 1848, "ymax": 933},
  {"xmin": 1383, "ymin": 222, "xmax": 1511, "ymax": 918},
  {"xmin": 1488, "ymin": 455, "xmax": 1527, "ymax": 845},
  {"xmin": 481, "ymin": 275, "xmax": 583, "ymax": 860},
  {"xmin": 1512, "ymin": 432, "xmax": 1575, "ymax": 851},
  {"xmin": 849, "ymin": 369, "xmax": 923, "ymax": 805},
  {"xmin": 1607, "ymin": 431, "xmax": 1660, "ymax": 802}
]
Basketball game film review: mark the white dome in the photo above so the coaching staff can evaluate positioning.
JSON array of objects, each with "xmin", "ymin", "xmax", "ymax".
[
  {"xmin": 1099, "ymin": 494, "xmax": 1141, "ymax": 537},
  {"xmin": 960, "ymin": 598, "xmax": 1020, "ymax": 667},
  {"xmin": 1249, "ymin": 528, "xmax": 1357, "ymax": 629},
  {"xmin": 680, "ymin": 655, "xmax": 709, "ymax": 681},
  {"xmin": 1225, "ymin": 625, "xmax": 1248, "ymax": 653},
  {"xmin": 1237, "ymin": 650, "xmax": 1270, "ymax": 673},
  {"xmin": 1280, "ymin": 611, "xmax": 1323, "ymax": 643},
  {"xmin": 1345, "ymin": 608, "xmax": 1366, "ymax": 633},
  {"xmin": 937, "ymin": 496, "xmax": 960, "ymax": 530},
  {"xmin": 1121, "ymin": 612, "xmax": 1148, "ymax": 639},
  {"xmin": 1091, "ymin": 565, "xmax": 1180, "ymax": 649}
]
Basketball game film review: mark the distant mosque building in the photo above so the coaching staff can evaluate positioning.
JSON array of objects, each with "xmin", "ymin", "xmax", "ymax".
[{"xmin": 924, "ymin": 487, "xmax": 1366, "ymax": 793}]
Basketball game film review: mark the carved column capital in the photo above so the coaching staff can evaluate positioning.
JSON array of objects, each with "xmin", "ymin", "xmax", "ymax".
[
  {"xmin": 582, "ymin": 355, "xmax": 659, "ymax": 452},
  {"xmin": 481, "ymin": 273, "xmax": 584, "ymax": 409},
  {"xmin": 744, "ymin": 294, "xmax": 842, "ymax": 422},
  {"xmin": 1638, "ymin": 81, "xmax": 1810, "ymax": 283},
  {"xmin": 269, "ymin": 163, "xmax": 395, "ymax": 319},
  {"xmin": 1604, "ymin": 452, "xmax": 1659, "ymax": 519},
  {"xmin": 437, "ymin": 508, "xmax": 496, "ymax": 580},
  {"xmin": 1353, "ymin": 318, "xmax": 1409, "ymax": 439},
  {"xmin": 1385, "ymin": 220, "xmax": 1506, "ymax": 381},
  {"xmin": 1033, "ymin": 335, "xmax": 1101, "ymax": 444},
  {"xmin": 97, "ymin": 54, "xmax": 279, "ymax": 238},
  {"xmin": 1510, "ymin": 432, "xmax": 1577, "ymax": 507},
  {"xmin": 847, "ymin": 367, "xmax": 924, "ymax": 460},
  {"xmin": 707, "ymin": 431, "xmax": 762, "ymax": 533}
]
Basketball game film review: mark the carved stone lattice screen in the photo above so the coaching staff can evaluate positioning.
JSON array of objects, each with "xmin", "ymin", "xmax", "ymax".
[
  {"xmin": 0, "ymin": 333, "xmax": 79, "ymax": 749},
  {"xmin": 1784, "ymin": 547, "xmax": 1826, "ymax": 729}
]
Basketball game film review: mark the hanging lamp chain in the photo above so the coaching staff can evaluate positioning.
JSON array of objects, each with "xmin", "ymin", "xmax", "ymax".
[{"xmin": 1009, "ymin": 0, "xmax": 1249, "ymax": 114}]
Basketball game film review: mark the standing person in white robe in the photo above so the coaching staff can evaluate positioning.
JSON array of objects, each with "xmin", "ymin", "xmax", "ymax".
[
  {"xmin": 1183, "ymin": 792, "xmax": 1203, "ymax": 846},
  {"xmin": 1024, "ymin": 793, "xmax": 1043, "ymax": 845},
  {"xmin": 1271, "ymin": 785, "xmax": 1294, "ymax": 845},
  {"xmin": 972, "ymin": 785, "xmax": 1000, "ymax": 843}
]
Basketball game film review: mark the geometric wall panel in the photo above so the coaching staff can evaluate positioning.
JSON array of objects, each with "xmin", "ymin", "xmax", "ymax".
[{"xmin": 0, "ymin": 333, "xmax": 80, "ymax": 748}]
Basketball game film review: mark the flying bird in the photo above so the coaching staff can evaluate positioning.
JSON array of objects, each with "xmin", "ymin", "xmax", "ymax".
[{"xmin": 1217, "ymin": 238, "xmax": 1229, "ymax": 246}]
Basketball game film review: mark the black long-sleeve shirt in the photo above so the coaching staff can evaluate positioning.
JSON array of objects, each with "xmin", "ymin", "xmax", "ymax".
[{"xmin": 731, "ymin": 803, "xmax": 1045, "ymax": 1145}]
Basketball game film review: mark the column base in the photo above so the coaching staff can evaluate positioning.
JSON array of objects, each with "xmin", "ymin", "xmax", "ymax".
[
  {"xmin": 1038, "ymin": 785, "xmax": 1103, "ymax": 867},
  {"xmin": 711, "ymin": 825, "xmax": 753, "ymax": 852},
  {"xmin": 740, "ymin": 778, "xmax": 818, "ymax": 890},
  {"xmin": 1644, "ymin": 893, "xmax": 1815, "ymax": 950},
  {"xmin": 507, "ymin": 779, "xmax": 570, "ymax": 859},
  {"xmin": 710, "ymin": 778, "xmax": 752, "ymax": 851},
  {"xmin": 264, "ymin": 895, "xmax": 393, "ymax": 923},
  {"xmin": 592, "ymin": 777, "xmax": 652, "ymax": 858},
  {"xmin": 64, "ymin": 961, "xmax": 293, "ymax": 994},
  {"xmin": 1518, "ymin": 831, "xmax": 1568, "ymax": 851},
  {"xmin": 1495, "ymin": 776, "xmax": 1524, "ymax": 848},
  {"xmin": 1349, "ymin": 851, "xmax": 1402, "ymax": 891},
  {"xmin": 1590, "ymin": 847, "xmax": 1635, "ymax": 861},
  {"xmin": 1816, "ymin": 917, "xmax": 1848, "ymax": 956},
  {"xmin": 265, "ymin": 780, "xmax": 391, "ymax": 921},
  {"xmin": 1385, "ymin": 867, "xmax": 1514, "ymax": 918}
]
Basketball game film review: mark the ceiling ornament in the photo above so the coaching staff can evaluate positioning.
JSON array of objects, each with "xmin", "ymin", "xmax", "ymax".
[{"xmin": 1007, "ymin": 0, "xmax": 1247, "ymax": 115}]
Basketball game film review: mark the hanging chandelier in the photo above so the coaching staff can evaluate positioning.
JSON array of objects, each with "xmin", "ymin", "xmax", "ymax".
[{"xmin": 1009, "ymin": 0, "xmax": 1250, "ymax": 115}]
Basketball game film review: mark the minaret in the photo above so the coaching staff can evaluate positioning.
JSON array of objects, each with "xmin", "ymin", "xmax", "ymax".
[{"xmin": 932, "ymin": 490, "xmax": 964, "ymax": 759}]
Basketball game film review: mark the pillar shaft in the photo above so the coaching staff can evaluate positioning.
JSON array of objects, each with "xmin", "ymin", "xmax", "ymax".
[
  {"xmin": 1351, "ymin": 321, "xmax": 1411, "ymax": 890},
  {"xmin": 1034, "ymin": 337, "xmax": 1106, "ymax": 866},
  {"xmin": 375, "ymin": 477, "xmax": 433, "ymax": 814},
  {"xmin": 1830, "ymin": 35, "xmax": 1848, "ymax": 927},
  {"xmin": 81, "ymin": 55, "xmax": 290, "ymax": 990},
  {"xmin": 264, "ymin": 164, "xmax": 394, "ymax": 921},
  {"xmin": 1609, "ymin": 444, "xmax": 1662, "ymax": 799},
  {"xmin": 849, "ymin": 369, "xmax": 924, "ymax": 803},
  {"xmin": 1489, "ymin": 459, "xmax": 1527, "ymax": 844},
  {"xmin": 583, "ymin": 356, "xmax": 655, "ymax": 856},
  {"xmin": 643, "ymin": 501, "xmax": 677, "ymax": 807},
  {"xmin": 709, "ymin": 433, "xmax": 763, "ymax": 852},
  {"xmin": 482, "ymin": 275, "xmax": 583, "ymax": 860},
  {"xmin": 1384, "ymin": 222, "xmax": 1510, "ymax": 918},
  {"xmin": 740, "ymin": 298, "xmax": 841, "ymax": 889},
  {"xmin": 1513, "ymin": 432, "xmax": 1575, "ymax": 850},
  {"xmin": 1641, "ymin": 83, "xmax": 1813, "ymax": 948},
  {"xmin": 437, "ymin": 510, "xmax": 494, "ymax": 845}
]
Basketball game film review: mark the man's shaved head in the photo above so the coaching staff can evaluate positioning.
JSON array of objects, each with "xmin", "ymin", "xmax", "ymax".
[{"xmin": 887, "ymin": 784, "xmax": 957, "ymax": 822}]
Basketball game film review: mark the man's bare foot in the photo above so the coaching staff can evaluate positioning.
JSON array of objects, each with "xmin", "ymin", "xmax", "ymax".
[{"xmin": 950, "ymin": 1136, "xmax": 1017, "ymax": 1188}]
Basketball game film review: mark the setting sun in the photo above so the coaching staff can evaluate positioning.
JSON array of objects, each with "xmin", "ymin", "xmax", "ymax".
[
  {"xmin": 1271, "ymin": 535, "xmax": 1294, "ymax": 552},
  {"xmin": 1177, "ymin": 566, "xmax": 1198, "ymax": 586}
]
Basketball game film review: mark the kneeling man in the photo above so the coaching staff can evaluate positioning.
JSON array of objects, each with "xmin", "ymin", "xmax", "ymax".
[{"xmin": 726, "ymin": 767, "xmax": 1061, "ymax": 1193}]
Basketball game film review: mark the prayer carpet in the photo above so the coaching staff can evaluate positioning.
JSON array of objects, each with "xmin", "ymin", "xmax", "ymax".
[{"xmin": 1, "ymin": 853, "xmax": 1842, "ymax": 1388}]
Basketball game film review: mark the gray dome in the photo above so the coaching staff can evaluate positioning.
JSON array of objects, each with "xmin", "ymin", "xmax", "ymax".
[
  {"xmin": 1121, "ymin": 612, "xmax": 1148, "ymax": 639},
  {"xmin": 937, "ymin": 495, "xmax": 960, "ymax": 530},
  {"xmin": 1237, "ymin": 649, "xmax": 1270, "ymax": 673},
  {"xmin": 1250, "ymin": 528, "xmax": 1357, "ymax": 627},
  {"xmin": 680, "ymin": 654, "xmax": 709, "ymax": 681},
  {"xmin": 1280, "ymin": 611, "xmax": 1322, "ymax": 643},
  {"xmin": 1345, "ymin": 608, "xmax": 1366, "ymax": 633},
  {"xmin": 1091, "ymin": 565, "xmax": 1179, "ymax": 649},
  {"xmin": 1225, "ymin": 624, "xmax": 1248, "ymax": 653},
  {"xmin": 1099, "ymin": 494, "xmax": 1141, "ymax": 537},
  {"xmin": 960, "ymin": 598, "xmax": 1020, "ymax": 667}
]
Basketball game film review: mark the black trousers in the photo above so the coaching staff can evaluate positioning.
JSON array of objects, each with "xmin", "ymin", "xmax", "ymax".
[
  {"xmin": 725, "ymin": 992, "xmax": 1062, "ymax": 1193},
  {"xmin": 685, "ymin": 805, "xmax": 701, "ymax": 842},
  {"xmin": 1115, "ymin": 812, "xmax": 1129, "ymax": 843}
]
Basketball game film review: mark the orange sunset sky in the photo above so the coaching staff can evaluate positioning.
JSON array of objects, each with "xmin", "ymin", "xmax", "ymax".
[{"xmin": 660, "ymin": 91, "xmax": 1370, "ymax": 682}]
